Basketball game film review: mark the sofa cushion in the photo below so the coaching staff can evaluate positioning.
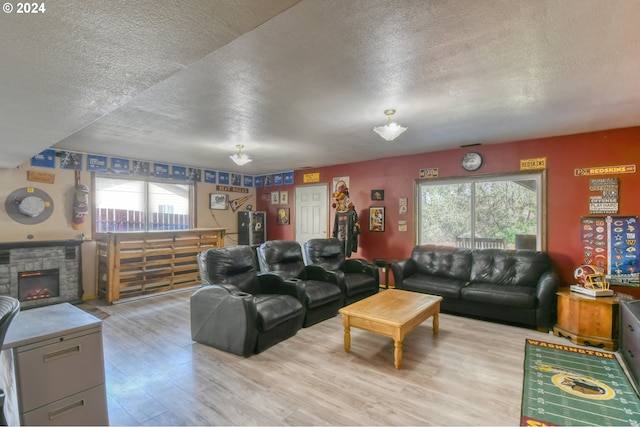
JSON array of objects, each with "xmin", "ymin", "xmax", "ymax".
[
  {"xmin": 411, "ymin": 245, "xmax": 472, "ymax": 281},
  {"xmin": 401, "ymin": 274, "xmax": 466, "ymax": 298},
  {"xmin": 461, "ymin": 283, "xmax": 536, "ymax": 308},
  {"xmin": 344, "ymin": 273, "xmax": 376, "ymax": 296},
  {"xmin": 255, "ymin": 294, "xmax": 304, "ymax": 331},
  {"xmin": 301, "ymin": 280, "xmax": 342, "ymax": 308},
  {"xmin": 470, "ymin": 249, "xmax": 551, "ymax": 287}
]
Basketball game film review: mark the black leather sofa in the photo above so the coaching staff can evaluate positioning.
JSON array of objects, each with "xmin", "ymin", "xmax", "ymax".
[
  {"xmin": 391, "ymin": 245, "xmax": 560, "ymax": 331},
  {"xmin": 191, "ymin": 245, "xmax": 305, "ymax": 356}
]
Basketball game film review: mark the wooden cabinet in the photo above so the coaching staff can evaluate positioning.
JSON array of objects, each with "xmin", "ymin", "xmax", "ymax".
[
  {"xmin": 620, "ymin": 300, "xmax": 640, "ymax": 392},
  {"xmin": 96, "ymin": 228, "xmax": 224, "ymax": 303},
  {"xmin": 1, "ymin": 303, "xmax": 108, "ymax": 426},
  {"xmin": 553, "ymin": 289, "xmax": 632, "ymax": 351}
]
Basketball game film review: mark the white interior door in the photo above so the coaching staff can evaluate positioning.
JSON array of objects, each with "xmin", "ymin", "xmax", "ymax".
[{"xmin": 295, "ymin": 184, "xmax": 328, "ymax": 248}]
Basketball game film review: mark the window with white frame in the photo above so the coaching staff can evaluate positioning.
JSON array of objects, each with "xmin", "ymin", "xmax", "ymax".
[
  {"xmin": 94, "ymin": 176, "xmax": 192, "ymax": 232},
  {"xmin": 416, "ymin": 171, "xmax": 545, "ymax": 250}
]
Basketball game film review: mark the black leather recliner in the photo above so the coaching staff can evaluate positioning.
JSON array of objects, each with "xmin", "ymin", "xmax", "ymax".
[
  {"xmin": 304, "ymin": 238, "xmax": 379, "ymax": 305},
  {"xmin": 257, "ymin": 240, "xmax": 342, "ymax": 327},
  {"xmin": 191, "ymin": 245, "xmax": 305, "ymax": 357},
  {"xmin": 0, "ymin": 296, "xmax": 19, "ymax": 426}
]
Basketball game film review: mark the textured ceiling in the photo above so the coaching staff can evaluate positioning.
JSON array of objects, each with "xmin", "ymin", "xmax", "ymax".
[{"xmin": 1, "ymin": 0, "xmax": 640, "ymax": 174}]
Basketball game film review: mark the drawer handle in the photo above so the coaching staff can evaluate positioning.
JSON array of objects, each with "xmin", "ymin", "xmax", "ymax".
[
  {"xmin": 49, "ymin": 399, "xmax": 85, "ymax": 420},
  {"xmin": 628, "ymin": 350, "xmax": 635, "ymax": 359},
  {"xmin": 628, "ymin": 324, "xmax": 635, "ymax": 332},
  {"xmin": 43, "ymin": 345, "xmax": 80, "ymax": 362}
]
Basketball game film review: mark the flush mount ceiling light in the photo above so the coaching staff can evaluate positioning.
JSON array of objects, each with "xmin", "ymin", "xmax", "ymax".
[
  {"xmin": 229, "ymin": 144, "xmax": 252, "ymax": 166},
  {"xmin": 373, "ymin": 109, "xmax": 407, "ymax": 141}
]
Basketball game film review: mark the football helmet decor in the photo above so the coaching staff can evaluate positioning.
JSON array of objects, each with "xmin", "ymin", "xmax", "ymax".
[{"xmin": 574, "ymin": 265, "xmax": 610, "ymax": 290}]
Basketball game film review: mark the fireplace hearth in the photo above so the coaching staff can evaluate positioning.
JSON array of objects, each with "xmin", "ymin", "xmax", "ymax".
[{"xmin": 0, "ymin": 240, "xmax": 82, "ymax": 308}]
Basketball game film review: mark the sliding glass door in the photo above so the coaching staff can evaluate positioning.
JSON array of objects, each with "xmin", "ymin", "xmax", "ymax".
[{"xmin": 416, "ymin": 172, "xmax": 545, "ymax": 250}]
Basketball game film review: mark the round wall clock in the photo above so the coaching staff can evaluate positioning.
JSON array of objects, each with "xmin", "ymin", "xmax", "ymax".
[{"xmin": 461, "ymin": 152, "xmax": 483, "ymax": 171}]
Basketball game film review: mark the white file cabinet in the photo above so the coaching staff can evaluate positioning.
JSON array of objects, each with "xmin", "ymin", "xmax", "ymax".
[{"xmin": 1, "ymin": 303, "xmax": 109, "ymax": 426}]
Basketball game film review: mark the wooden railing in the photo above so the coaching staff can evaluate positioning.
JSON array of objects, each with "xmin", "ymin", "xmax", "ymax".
[
  {"xmin": 96, "ymin": 229, "xmax": 224, "ymax": 303},
  {"xmin": 455, "ymin": 237, "xmax": 506, "ymax": 249},
  {"xmin": 96, "ymin": 208, "xmax": 189, "ymax": 232}
]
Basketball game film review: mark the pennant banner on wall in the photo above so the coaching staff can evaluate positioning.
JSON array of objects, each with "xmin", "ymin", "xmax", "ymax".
[
  {"xmin": 284, "ymin": 171, "xmax": 294, "ymax": 185},
  {"xmin": 87, "ymin": 154, "xmax": 108, "ymax": 172},
  {"xmin": 30, "ymin": 149, "xmax": 56, "ymax": 168},
  {"xmin": 153, "ymin": 163, "xmax": 170, "ymax": 178},
  {"xmin": 218, "ymin": 172, "xmax": 229, "ymax": 185},
  {"xmin": 204, "ymin": 170, "xmax": 216, "ymax": 184},
  {"xmin": 133, "ymin": 161, "xmax": 150, "ymax": 176},
  {"xmin": 187, "ymin": 168, "xmax": 201, "ymax": 182},
  {"xmin": 172, "ymin": 165, "xmax": 186, "ymax": 180},
  {"xmin": 111, "ymin": 157, "xmax": 130, "ymax": 174},
  {"xmin": 29, "ymin": 149, "xmax": 263, "ymax": 189},
  {"xmin": 59, "ymin": 151, "xmax": 82, "ymax": 170}
]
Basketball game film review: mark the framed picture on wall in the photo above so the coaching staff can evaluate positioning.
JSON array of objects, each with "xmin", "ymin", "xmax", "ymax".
[
  {"xmin": 371, "ymin": 189, "xmax": 384, "ymax": 201},
  {"xmin": 209, "ymin": 193, "xmax": 228, "ymax": 210},
  {"xmin": 369, "ymin": 206, "xmax": 385, "ymax": 232},
  {"xmin": 271, "ymin": 191, "xmax": 280, "ymax": 205},
  {"xmin": 276, "ymin": 207, "xmax": 290, "ymax": 225},
  {"xmin": 280, "ymin": 190, "xmax": 289, "ymax": 205}
]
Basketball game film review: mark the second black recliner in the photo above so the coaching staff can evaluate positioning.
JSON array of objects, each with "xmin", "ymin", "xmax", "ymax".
[
  {"xmin": 257, "ymin": 240, "xmax": 342, "ymax": 327},
  {"xmin": 304, "ymin": 237, "xmax": 379, "ymax": 305}
]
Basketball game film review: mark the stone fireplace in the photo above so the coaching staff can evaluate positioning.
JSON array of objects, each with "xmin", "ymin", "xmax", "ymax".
[{"xmin": 0, "ymin": 240, "xmax": 83, "ymax": 308}]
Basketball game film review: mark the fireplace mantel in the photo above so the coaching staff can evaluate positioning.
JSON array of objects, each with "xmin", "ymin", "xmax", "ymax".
[{"xmin": 0, "ymin": 239, "xmax": 83, "ymax": 250}]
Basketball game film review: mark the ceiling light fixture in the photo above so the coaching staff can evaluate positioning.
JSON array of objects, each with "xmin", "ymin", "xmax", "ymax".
[
  {"xmin": 373, "ymin": 109, "xmax": 407, "ymax": 141},
  {"xmin": 230, "ymin": 144, "xmax": 252, "ymax": 166}
]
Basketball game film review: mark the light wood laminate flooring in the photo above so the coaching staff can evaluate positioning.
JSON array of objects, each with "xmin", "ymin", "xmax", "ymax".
[{"xmin": 89, "ymin": 290, "xmax": 584, "ymax": 426}]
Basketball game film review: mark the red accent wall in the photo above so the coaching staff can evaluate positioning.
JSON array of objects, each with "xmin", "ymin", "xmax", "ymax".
[{"xmin": 257, "ymin": 126, "xmax": 640, "ymax": 297}]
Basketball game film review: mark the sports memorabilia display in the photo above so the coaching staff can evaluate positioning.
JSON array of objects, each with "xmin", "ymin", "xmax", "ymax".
[
  {"xmin": 580, "ymin": 216, "xmax": 639, "ymax": 286},
  {"xmin": 571, "ymin": 264, "xmax": 613, "ymax": 296}
]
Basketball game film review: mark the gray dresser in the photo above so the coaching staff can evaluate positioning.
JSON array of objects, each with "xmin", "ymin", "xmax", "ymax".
[
  {"xmin": 1, "ymin": 303, "xmax": 109, "ymax": 426},
  {"xmin": 620, "ymin": 299, "xmax": 640, "ymax": 393}
]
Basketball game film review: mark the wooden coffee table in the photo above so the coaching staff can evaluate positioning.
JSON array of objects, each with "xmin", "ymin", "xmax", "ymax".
[{"xmin": 338, "ymin": 289, "xmax": 443, "ymax": 369}]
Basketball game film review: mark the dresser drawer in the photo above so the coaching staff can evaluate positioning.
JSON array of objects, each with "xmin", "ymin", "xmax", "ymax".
[
  {"xmin": 621, "ymin": 317, "xmax": 640, "ymax": 344},
  {"xmin": 621, "ymin": 301, "xmax": 640, "ymax": 347},
  {"xmin": 620, "ymin": 300, "xmax": 640, "ymax": 390},
  {"xmin": 621, "ymin": 335, "xmax": 640, "ymax": 368},
  {"xmin": 14, "ymin": 330, "xmax": 105, "ymax": 412},
  {"xmin": 21, "ymin": 383, "xmax": 108, "ymax": 426}
]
